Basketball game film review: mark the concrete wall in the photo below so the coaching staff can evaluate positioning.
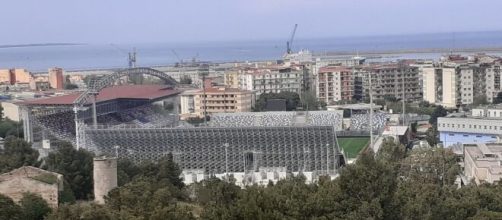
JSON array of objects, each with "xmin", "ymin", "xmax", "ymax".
[
  {"xmin": 0, "ymin": 167, "xmax": 62, "ymax": 208},
  {"xmin": 422, "ymin": 67, "xmax": 436, "ymax": 104},
  {"xmin": 440, "ymin": 131, "xmax": 497, "ymax": 148},
  {"xmin": 438, "ymin": 117, "xmax": 502, "ymax": 135},
  {"xmin": 442, "ymin": 68, "xmax": 458, "ymax": 108},
  {"xmin": 93, "ymin": 157, "xmax": 117, "ymax": 204},
  {"xmin": 1, "ymin": 102, "xmax": 21, "ymax": 122}
]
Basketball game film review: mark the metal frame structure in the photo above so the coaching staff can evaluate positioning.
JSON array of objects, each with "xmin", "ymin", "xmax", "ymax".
[
  {"xmin": 72, "ymin": 67, "xmax": 177, "ymax": 149},
  {"xmin": 19, "ymin": 68, "xmax": 178, "ymax": 149},
  {"xmin": 85, "ymin": 125, "xmax": 342, "ymax": 175}
]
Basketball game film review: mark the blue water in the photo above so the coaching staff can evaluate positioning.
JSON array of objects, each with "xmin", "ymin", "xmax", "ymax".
[{"xmin": 2, "ymin": 31, "xmax": 502, "ymax": 72}]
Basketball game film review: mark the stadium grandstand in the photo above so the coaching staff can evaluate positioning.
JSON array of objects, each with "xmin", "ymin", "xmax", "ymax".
[
  {"xmin": 17, "ymin": 67, "xmax": 390, "ymax": 183},
  {"xmin": 18, "ymin": 84, "xmax": 180, "ymax": 147}
]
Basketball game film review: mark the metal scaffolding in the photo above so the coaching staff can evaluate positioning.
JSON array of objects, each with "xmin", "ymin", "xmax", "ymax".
[{"xmin": 84, "ymin": 125, "xmax": 341, "ymax": 175}]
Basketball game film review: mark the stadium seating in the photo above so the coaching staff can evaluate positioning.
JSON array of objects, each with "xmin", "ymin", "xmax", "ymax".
[{"xmin": 350, "ymin": 112, "xmax": 388, "ymax": 131}]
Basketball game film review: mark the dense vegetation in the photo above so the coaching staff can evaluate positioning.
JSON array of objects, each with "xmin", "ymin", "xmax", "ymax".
[
  {"xmin": 254, "ymin": 91, "xmax": 325, "ymax": 111},
  {"xmin": 2, "ymin": 137, "xmax": 502, "ymax": 219}
]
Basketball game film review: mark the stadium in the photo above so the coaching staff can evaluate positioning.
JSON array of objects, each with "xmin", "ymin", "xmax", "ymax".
[{"xmin": 18, "ymin": 67, "xmax": 389, "ymax": 184}]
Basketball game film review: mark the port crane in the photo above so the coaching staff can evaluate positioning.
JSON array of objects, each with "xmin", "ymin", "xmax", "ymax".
[{"xmin": 286, "ymin": 24, "xmax": 298, "ymax": 54}]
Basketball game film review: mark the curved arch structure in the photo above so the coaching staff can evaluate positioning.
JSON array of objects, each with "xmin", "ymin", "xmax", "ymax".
[
  {"xmin": 73, "ymin": 67, "xmax": 177, "ymax": 107},
  {"xmin": 73, "ymin": 67, "xmax": 178, "ymax": 149}
]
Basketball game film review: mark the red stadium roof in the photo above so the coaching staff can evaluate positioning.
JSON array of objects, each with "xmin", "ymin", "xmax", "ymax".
[{"xmin": 19, "ymin": 85, "xmax": 180, "ymax": 106}]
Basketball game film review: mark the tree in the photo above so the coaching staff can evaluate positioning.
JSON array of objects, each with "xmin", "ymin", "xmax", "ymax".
[
  {"xmin": 0, "ymin": 137, "xmax": 40, "ymax": 173},
  {"xmin": 0, "ymin": 119, "xmax": 23, "ymax": 138},
  {"xmin": 46, "ymin": 203, "xmax": 122, "ymax": 220},
  {"xmin": 64, "ymin": 83, "xmax": 79, "ymax": 90},
  {"xmin": 300, "ymin": 90, "xmax": 321, "ymax": 110},
  {"xmin": 180, "ymin": 75, "xmax": 192, "ymax": 84},
  {"xmin": 494, "ymin": 92, "xmax": 502, "ymax": 104},
  {"xmin": 106, "ymin": 177, "xmax": 190, "ymax": 219},
  {"xmin": 195, "ymin": 177, "xmax": 240, "ymax": 207},
  {"xmin": 472, "ymin": 94, "xmax": 489, "ymax": 107},
  {"xmin": 336, "ymin": 151, "xmax": 400, "ymax": 220},
  {"xmin": 19, "ymin": 193, "xmax": 52, "ymax": 220},
  {"xmin": 0, "ymin": 194, "xmax": 23, "ymax": 220},
  {"xmin": 429, "ymin": 105, "xmax": 448, "ymax": 125},
  {"xmin": 117, "ymin": 158, "xmax": 141, "ymax": 186},
  {"xmin": 254, "ymin": 91, "xmax": 300, "ymax": 111},
  {"xmin": 43, "ymin": 142, "xmax": 94, "ymax": 200},
  {"xmin": 425, "ymin": 126, "xmax": 438, "ymax": 147},
  {"xmin": 138, "ymin": 154, "xmax": 184, "ymax": 189}
]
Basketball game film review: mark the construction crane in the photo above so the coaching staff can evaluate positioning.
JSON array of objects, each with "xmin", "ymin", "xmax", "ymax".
[
  {"xmin": 109, "ymin": 44, "xmax": 136, "ymax": 68},
  {"xmin": 128, "ymin": 48, "xmax": 137, "ymax": 68},
  {"xmin": 286, "ymin": 24, "xmax": 298, "ymax": 54}
]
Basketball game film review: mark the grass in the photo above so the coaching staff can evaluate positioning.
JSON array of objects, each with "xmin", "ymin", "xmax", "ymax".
[{"xmin": 338, "ymin": 137, "xmax": 370, "ymax": 158}]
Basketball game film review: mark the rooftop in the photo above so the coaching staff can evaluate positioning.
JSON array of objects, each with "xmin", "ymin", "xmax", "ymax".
[
  {"xmin": 382, "ymin": 126, "xmax": 409, "ymax": 136},
  {"xmin": 464, "ymin": 143, "xmax": 502, "ymax": 175},
  {"xmin": 18, "ymin": 85, "xmax": 180, "ymax": 106},
  {"xmin": 318, "ymin": 66, "xmax": 352, "ymax": 73}
]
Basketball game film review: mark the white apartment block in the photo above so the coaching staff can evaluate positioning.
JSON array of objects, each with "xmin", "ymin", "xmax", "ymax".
[
  {"xmin": 485, "ymin": 63, "xmax": 502, "ymax": 103},
  {"xmin": 237, "ymin": 66, "xmax": 307, "ymax": 97}
]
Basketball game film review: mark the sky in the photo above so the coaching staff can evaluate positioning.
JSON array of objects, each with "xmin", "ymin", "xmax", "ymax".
[{"xmin": 1, "ymin": 0, "xmax": 502, "ymax": 45}]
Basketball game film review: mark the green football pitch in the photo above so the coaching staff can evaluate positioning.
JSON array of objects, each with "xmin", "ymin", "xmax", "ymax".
[{"xmin": 338, "ymin": 137, "xmax": 370, "ymax": 158}]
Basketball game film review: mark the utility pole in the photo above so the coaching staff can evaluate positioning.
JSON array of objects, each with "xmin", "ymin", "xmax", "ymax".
[
  {"xmin": 224, "ymin": 143, "xmax": 229, "ymax": 180},
  {"xmin": 400, "ymin": 61, "xmax": 406, "ymax": 126},
  {"xmin": 114, "ymin": 145, "xmax": 119, "ymax": 158},
  {"xmin": 199, "ymin": 64, "xmax": 209, "ymax": 126},
  {"xmin": 369, "ymin": 71, "xmax": 374, "ymax": 150}
]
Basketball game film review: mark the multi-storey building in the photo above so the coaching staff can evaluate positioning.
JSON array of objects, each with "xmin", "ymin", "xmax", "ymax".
[
  {"xmin": 237, "ymin": 65, "xmax": 309, "ymax": 97},
  {"xmin": 224, "ymin": 71, "xmax": 240, "ymax": 88},
  {"xmin": 0, "ymin": 68, "xmax": 32, "ymax": 85},
  {"xmin": 180, "ymin": 87, "xmax": 255, "ymax": 118},
  {"xmin": 316, "ymin": 66, "xmax": 362, "ymax": 104},
  {"xmin": 48, "ymin": 67, "xmax": 65, "ymax": 90},
  {"xmin": 362, "ymin": 63, "xmax": 421, "ymax": 102},
  {"xmin": 423, "ymin": 62, "xmax": 486, "ymax": 107},
  {"xmin": 485, "ymin": 62, "xmax": 502, "ymax": 103}
]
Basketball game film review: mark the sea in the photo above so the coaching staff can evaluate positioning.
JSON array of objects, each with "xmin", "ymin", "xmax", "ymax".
[{"xmin": 2, "ymin": 31, "xmax": 502, "ymax": 72}]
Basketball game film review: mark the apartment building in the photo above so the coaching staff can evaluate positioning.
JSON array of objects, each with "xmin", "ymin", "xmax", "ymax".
[
  {"xmin": 316, "ymin": 66, "xmax": 362, "ymax": 104},
  {"xmin": 48, "ymin": 67, "xmax": 65, "ymax": 90},
  {"xmin": 180, "ymin": 87, "xmax": 255, "ymax": 119},
  {"xmin": 362, "ymin": 63, "xmax": 421, "ymax": 102},
  {"xmin": 423, "ymin": 62, "xmax": 487, "ymax": 107},
  {"xmin": 485, "ymin": 62, "xmax": 502, "ymax": 103},
  {"xmin": 0, "ymin": 68, "xmax": 32, "ymax": 85},
  {"xmin": 236, "ymin": 65, "xmax": 309, "ymax": 97},
  {"xmin": 224, "ymin": 72, "xmax": 240, "ymax": 88},
  {"xmin": 421, "ymin": 54, "xmax": 502, "ymax": 106}
]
